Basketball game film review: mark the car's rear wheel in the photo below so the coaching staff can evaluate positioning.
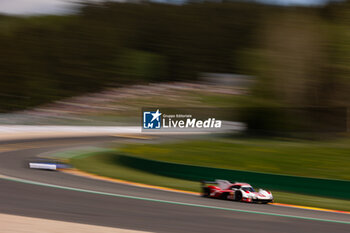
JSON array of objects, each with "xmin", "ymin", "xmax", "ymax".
[
  {"xmin": 202, "ymin": 187, "xmax": 211, "ymax": 197},
  {"xmin": 221, "ymin": 192, "xmax": 229, "ymax": 200},
  {"xmin": 234, "ymin": 191, "xmax": 242, "ymax": 201}
]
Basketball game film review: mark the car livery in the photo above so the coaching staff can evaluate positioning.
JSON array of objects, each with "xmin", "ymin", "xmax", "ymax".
[{"xmin": 201, "ymin": 179, "xmax": 273, "ymax": 204}]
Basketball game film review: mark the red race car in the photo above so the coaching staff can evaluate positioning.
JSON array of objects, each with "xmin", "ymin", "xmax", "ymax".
[{"xmin": 201, "ymin": 180, "xmax": 273, "ymax": 204}]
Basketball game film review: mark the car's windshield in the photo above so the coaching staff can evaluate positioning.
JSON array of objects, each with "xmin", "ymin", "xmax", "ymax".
[{"xmin": 242, "ymin": 187, "xmax": 255, "ymax": 192}]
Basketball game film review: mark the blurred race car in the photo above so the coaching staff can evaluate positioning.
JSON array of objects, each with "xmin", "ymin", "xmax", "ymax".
[{"xmin": 201, "ymin": 179, "xmax": 273, "ymax": 204}]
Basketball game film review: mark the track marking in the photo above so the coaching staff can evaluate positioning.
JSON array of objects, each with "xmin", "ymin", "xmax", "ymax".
[
  {"xmin": 271, "ymin": 203, "xmax": 350, "ymax": 215},
  {"xmin": 63, "ymin": 169, "xmax": 198, "ymax": 195},
  {"xmin": 112, "ymin": 134, "xmax": 154, "ymax": 139},
  {"xmin": 0, "ymin": 141, "xmax": 103, "ymax": 153},
  {"xmin": 1, "ymin": 140, "xmax": 350, "ymax": 215},
  {"xmin": 0, "ymin": 174, "xmax": 349, "ymax": 225},
  {"xmin": 63, "ymin": 169, "xmax": 350, "ymax": 215}
]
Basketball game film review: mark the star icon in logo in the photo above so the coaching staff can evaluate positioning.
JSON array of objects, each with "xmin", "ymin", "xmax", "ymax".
[{"xmin": 151, "ymin": 109, "xmax": 161, "ymax": 122}]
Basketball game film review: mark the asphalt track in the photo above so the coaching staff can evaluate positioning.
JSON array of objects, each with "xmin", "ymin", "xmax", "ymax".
[{"xmin": 0, "ymin": 137, "xmax": 349, "ymax": 233}]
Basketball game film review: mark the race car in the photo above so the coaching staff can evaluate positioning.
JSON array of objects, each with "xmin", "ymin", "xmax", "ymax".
[{"xmin": 201, "ymin": 179, "xmax": 273, "ymax": 204}]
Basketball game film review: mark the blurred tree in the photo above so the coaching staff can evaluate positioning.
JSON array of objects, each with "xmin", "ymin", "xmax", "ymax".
[{"xmin": 0, "ymin": 0, "xmax": 349, "ymax": 125}]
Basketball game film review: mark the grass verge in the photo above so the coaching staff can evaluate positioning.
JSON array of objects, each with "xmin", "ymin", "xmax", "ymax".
[
  {"xmin": 70, "ymin": 152, "xmax": 350, "ymax": 211},
  {"xmin": 120, "ymin": 138, "xmax": 350, "ymax": 181}
]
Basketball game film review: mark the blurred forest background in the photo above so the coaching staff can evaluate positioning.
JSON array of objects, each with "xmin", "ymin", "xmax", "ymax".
[{"xmin": 0, "ymin": 1, "xmax": 349, "ymax": 134}]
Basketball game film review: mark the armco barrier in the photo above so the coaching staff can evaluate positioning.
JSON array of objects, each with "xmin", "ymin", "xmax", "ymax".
[{"xmin": 117, "ymin": 154, "xmax": 350, "ymax": 199}]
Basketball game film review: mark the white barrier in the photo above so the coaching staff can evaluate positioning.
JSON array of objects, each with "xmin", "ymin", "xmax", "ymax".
[
  {"xmin": 0, "ymin": 122, "xmax": 244, "ymax": 141},
  {"xmin": 0, "ymin": 126, "xmax": 141, "ymax": 141},
  {"xmin": 29, "ymin": 163, "xmax": 57, "ymax": 170}
]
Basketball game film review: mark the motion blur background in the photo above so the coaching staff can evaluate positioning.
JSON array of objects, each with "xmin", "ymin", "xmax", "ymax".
[
  {"xmin": 0, "ymin": 0, "xmax": 350, "ymax": 210},
  {"xmin": 0, "ymin": 0, "xmax": 349, "ymax": 133}
]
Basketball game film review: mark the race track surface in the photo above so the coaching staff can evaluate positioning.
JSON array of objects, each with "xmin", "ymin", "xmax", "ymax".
[{"xmin": 0, "ymin": 137, "xmax": 349, "ymax": 233}]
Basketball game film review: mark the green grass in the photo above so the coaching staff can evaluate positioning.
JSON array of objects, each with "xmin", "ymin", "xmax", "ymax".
[
  {"xmin": 70, "ymin": 152, "xmax": 350, "ymax": 211},
  {"xmin": 71, "ymin": 152, "xmax": 198, "ymax": 191},
  {"xmin": 120, "ymin": 138, "xmax": 350, "ymax": 181}
]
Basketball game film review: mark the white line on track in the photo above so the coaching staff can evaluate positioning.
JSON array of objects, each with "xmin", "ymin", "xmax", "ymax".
[{"xmin": 0, "ymin": 173, "xmax": 349, "ymax": 225}]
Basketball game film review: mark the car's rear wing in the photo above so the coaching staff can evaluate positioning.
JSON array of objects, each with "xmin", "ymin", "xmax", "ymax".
[
  {"xmin": 200, "ymin": 180, "xmax": 218, "ymax": 187},
  {"xmin": 201, "ymin": 180, "xmax": 217, "ymax": 184},
  {"xmin": 201, "ymin": 180, "xmax": 233, "ymax": 190}
]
